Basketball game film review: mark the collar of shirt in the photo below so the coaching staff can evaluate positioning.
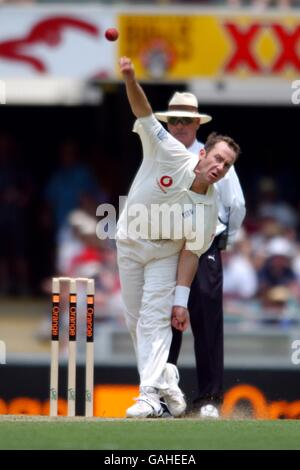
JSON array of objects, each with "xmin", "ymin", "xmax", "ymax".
[
  {"xmin": 187, "ymin": 184, "xmax": 216, "ymax": 205},
  {"xmin": 187, "ymin": 139, "xmax": 204, "ymax": 155}
]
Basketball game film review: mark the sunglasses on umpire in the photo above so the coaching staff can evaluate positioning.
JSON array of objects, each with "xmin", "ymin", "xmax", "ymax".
[{"xmin": 167, "ymin": 117, "xmax": 195, "ymax": 126}]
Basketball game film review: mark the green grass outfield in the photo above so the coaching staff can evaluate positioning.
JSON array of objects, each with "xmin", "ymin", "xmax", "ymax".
[{"xmin": 0, "ymin": 416, "xmax": 299, "ymax": 450}]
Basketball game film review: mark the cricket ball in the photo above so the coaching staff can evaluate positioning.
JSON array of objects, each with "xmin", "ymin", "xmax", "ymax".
[{"xmin": 105, "ymin": 28, "xmax": 119, "ymax": 42}]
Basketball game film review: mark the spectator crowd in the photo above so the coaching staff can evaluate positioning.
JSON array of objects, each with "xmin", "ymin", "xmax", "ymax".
[{"xmin": 223, "ymin": 177, "xmax": 300, "ymax": 326}]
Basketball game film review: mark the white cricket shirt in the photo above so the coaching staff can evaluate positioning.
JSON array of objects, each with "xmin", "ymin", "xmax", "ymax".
[{"xmin": 117, "ymin": 114, "xmax": 218, "ymax": 257}]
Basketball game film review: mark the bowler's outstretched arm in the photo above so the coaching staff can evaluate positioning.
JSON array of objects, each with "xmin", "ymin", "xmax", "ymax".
[{"xmin": 119, "ymin": 56, "xmax": 152, "ymax": 118}]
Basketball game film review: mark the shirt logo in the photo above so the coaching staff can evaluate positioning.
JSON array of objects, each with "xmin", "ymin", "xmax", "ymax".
[
  {"xmin": 160, "ymin": 175, "xmax": 173, "ymax": 188},
  {"xmin": 182, "ymin": 208, "xmax": 193, "ymax": 218},
  {"xmin": 157, "ymin": 127, "xmax": 168, "ymax": 141}
]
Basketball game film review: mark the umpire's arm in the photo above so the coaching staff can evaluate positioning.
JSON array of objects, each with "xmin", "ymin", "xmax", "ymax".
[{"xmin": 119, "ymin": 56, "xmax": 152, "ymax": 118}]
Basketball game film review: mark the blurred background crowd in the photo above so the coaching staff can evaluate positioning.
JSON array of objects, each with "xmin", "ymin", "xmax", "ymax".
[{"xmin": 0, "ymin": 130, "xmax": 124, "ymax": 348}]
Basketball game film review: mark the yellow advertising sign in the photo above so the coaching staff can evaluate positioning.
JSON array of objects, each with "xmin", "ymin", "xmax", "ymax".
[{"xmin": 118, "ymin": 14, "xmax": 300, "ymax": 80}]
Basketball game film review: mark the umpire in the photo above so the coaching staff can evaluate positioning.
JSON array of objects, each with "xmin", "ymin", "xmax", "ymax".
[{"xmin": 155, "ymin": 92, "xmax": 246, "ymax": 418}]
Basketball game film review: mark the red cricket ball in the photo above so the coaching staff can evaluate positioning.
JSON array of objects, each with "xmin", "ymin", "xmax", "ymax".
[{"xmin": 105, "ymin": 28, "xmax": 119, "ymax": 42}]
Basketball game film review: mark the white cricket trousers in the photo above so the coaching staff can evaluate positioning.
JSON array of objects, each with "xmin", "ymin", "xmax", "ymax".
[{"xmin": 116, "ymin": 238, "xmax": 183, "ymax": 390}]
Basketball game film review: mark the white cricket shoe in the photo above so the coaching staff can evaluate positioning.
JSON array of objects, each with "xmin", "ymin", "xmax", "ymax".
[
  {"xmin": 200, "ymin": 404, "xmax": 219, "ymax": 419},
  {"xmin": 126, "ymin": 387, "xmax": 164, "ymax": 418},
  {"xmin": 160, "ymin": 363, "xmax": 186, "ymax": 417}
]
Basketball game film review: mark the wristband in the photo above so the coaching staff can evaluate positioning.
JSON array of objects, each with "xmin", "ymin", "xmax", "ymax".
[{"xmin": 173, "ymin": 286, "xmax": 190, "ymax": 308}]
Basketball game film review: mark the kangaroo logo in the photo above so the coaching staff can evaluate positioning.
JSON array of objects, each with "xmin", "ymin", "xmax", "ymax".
[{"xmin": 0, "ymin": 16, "xmax": 99, "ymax": 73}]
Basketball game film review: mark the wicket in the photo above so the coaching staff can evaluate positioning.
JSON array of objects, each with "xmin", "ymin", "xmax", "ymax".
[{"xmin": 50, "ymin": 277, "xmax": 95, "ymax": 417}]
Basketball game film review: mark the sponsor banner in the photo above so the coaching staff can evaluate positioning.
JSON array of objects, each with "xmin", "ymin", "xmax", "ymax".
[
  {"xmin": 1, "ymin": 7, "xmax": 299, "ymax": 82},
  {"xmin": 0, "ymin": 365, "xmax": 300, "ymax": 418},
  {"xmin": 119, "ymin": 13, "xmax": 300, "ymax": 80},
  {"xmin": 0, "ymin": 6, "xmax": 117, "ymax": 78}
]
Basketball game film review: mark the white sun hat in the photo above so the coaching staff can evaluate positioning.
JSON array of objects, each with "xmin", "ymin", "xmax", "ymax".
[
  {"xmin": 155, "ymin": 92, "xmax": 212, "ymax": 124},
  {"xmin": 266, "ymin": 237, "xmax": 296, "ymax": 258},
  {"xmin": 68, "ymin": 209, "xmax": 97, "ymax": 235}
]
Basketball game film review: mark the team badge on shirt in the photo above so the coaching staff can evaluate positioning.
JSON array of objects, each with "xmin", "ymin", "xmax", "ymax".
[
  {"xmin": 160, "ymin": 175, "xmax": 173, "ymax": 187},
  {"xmin": 156, "ymin": 175, "xmax": 173, "ymax": 193}
]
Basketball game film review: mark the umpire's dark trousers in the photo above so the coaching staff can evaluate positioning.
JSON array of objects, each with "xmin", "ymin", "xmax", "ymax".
[{"xmin": 168, "ymin": 235, "xmax": 224, "ymax": 405}]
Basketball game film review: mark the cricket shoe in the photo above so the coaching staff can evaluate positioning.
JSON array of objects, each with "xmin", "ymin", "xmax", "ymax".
[
  {"xmin": 160, "ymin": 363, "xmax": 186, "ymax": 417},
  {"xmin": 126, "ymin": 386, "xmax": 164, "ymax": 418},
  {"xmin": 200, "ymin": 404, "xmax": 219, "ymax": 419}
]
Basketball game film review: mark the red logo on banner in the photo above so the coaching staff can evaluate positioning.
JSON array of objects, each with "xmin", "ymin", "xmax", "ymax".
[
  {"xmin": 160, "ymin": 175, "xmax": 173, "ymax": 188},
  {"xmin": 224, "ymin": 23, "xmax": 261, "ymax": 72},
  {"xmin": 140, "ymin": 39, "xmax": 177, "ymax": 78},
  {"xmin": 0, "ymin": 16, "xmax": 99, "ymax": 73},
  {"xmin": 224, "ymin": 22, "xmax": 300, "ymax": 73},
  {"xmin": 271, "ymin": 24, "xmax": 300, "ymax": 72}
]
